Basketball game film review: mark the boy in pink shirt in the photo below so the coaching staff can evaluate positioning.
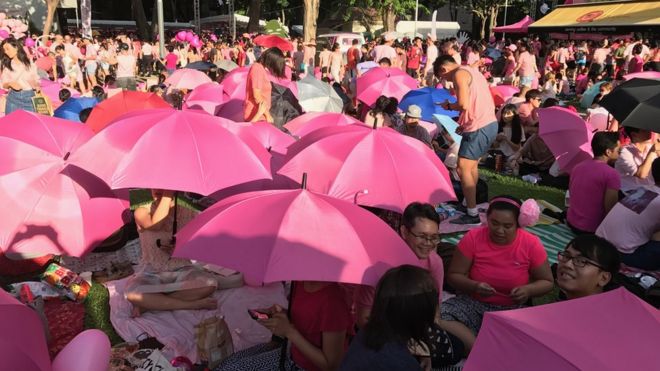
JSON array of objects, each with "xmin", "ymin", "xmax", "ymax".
[{"xmin": 567, "ymin": 132, "xmax": 621, "ymax": 234}]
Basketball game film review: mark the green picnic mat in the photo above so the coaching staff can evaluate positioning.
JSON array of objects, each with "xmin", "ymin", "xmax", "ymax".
[{"xmin": 441, "ymin": 224, "xmax": 576, "ymax": 265}]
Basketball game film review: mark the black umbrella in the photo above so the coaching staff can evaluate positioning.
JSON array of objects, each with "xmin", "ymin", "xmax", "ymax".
[
  {"xmin": 599, "ymin": 78, "xmax": 660, "ymax": 132},
  {"xmin": 270, "ymin": 82, "xmax": 303, "ymax": 130},
  {"xmin": 185, "ymin": 61, "xmax": 216, "ymax": 71}
]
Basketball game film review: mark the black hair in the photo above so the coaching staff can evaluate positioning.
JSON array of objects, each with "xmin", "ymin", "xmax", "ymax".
[
  {"xmin": 652, "ymin": 157, "xmax": 660, "ymax": 184},
  {"xmin": 363, "ymin": 265, "xmax": 438, "ymax": 351},
  {"xmin": 119, "ymin": 43, "xmax": 129, "ymax": 51},
  {"xmin": 401, "ymin": 202, "xmax": 440, "ymax": 230},
  {"xmin": 525, "ymin": 89, "xmax": 542, "ymax": 102},
  {"xmin": 55, "ymin": 44, "xmax": 65, "ymax": 52},
  {"xmin": 432, "ymin": 54, "xmax": 458, "ymax": 77},
  {"xmin": 591, "ymin": 132, "xmax": 619, "ymax": 157},
  {"xmin": 542, "ymin": 98, "xmax": 559, "ymax": 108},
  {"xmin": 632, "ymin": 44, "xmax": 643, "ymax": 55},
  {"xmin": 498, "ymin": 104, "xmax": 523, "ymax": 144},
  {"xmin": 623, "ymin": 126, "xmax": 644, "ymax": 138},
  {"xmin": 258, "ymin": 47, "xmax": 286, "ymax": 78},
  {"xmin": 385, "ymin": 97, "xmax": 398, "ymax": 115},
  {"xmin": 58, "ymin": 89, "xmax": 72, "ymax": 102},
  {"xmin": 91, "ymin": 85, "xmax": 106, "ymax": 101},
  {"xmin": 1, "ymin": 37, "xmax": 32, "ymax": 71},
  {"xmin": 378, "ymin": 57, "xmax": 391, "ymax": 66},
  {"xmin": 352, "ymin": 39, "xmax": 359, "ymax": 45},
  {"xmin": 79, "ymin": 107, "xmax": 93, "ymax": 123},
  {"xmin": 332, "ymin": 42, "xmax": 340, "ymax": 52},
  {"xmin": 565, "ymin": 235, "xmax": 620, "ymax": 277},
  {"xmin": 167, "ymin": 45, "xmax": 174, "ymax": 52},
  {"xmin": 487, "ymin": 195, "xmax": 521, "ymax": 227}
]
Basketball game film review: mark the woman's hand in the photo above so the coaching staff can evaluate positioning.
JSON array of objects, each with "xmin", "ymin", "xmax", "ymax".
[
  {"xmin": 419, "ymin": 356, "xmax": 432, "ymax": 371},
  {"xmin": 474, "ymin": 282, "xmax": 496, "ymax": 297},
  {"xmin": 510, "ymin": 286, "xmax": 532, "ymax": 304},
  {"xmin": 259, "ymin": 305, "xmax": 294, "ymax": 338}
]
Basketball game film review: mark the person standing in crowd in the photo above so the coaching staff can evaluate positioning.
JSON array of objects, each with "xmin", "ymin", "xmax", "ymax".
[
  {"xmin": 394, "ymin": 43, "xmax": 407, "ymax": 72},
  {"xmin": 163, "ymin": 45, "xmax": 179, "ymax": 75},
  {"xmin": 1, "ymin": 38, "xmax": 40, "ymax": 114},
  {"xmin": 627, "ymin": 44, "xmax": 645, "ymax": 74},
  {"xmin": 293, "ymin": 43, "xmax": 305, "ymax": 74},
  {"xmin": 424, "ymin": 35, "xmax": 439, "ymax": 86},
  {"xmin": 82, "ymin": 37, "xmax": 98, "ymax": 87},
  {"xmin": 140, "ymin": 40, "xmax": 153, "ymax": 76},
  {"xmin": 244, "ymin": 47, "xmax": 286, "ymax": 123},
  {"xmin": 511, "ymin": 42, "xmax": 538, "ymax": 89},
  {"xmin": 346, "ymin": 39, "xmax": 360, "ymax": 80},
  {"xmin": 396, "ymin": 105, "xmax": 432, "ymax": 148},
  {"xmin": 435, "ymin": 55, "xmax": 498, "ymax": 225},
  {"xmin": 110, "ymin": 43, "xmax": 137, "ymax": 91},
  {"xmin": 406, "ymin": 37, "xmax": 422, "ymax": 79},
  {"xmin": 303, "ymin": 39, "xmax": 317, "ymax": 72},
  {"xmin": 590, "ymin": 39, "xmax": 610, "ymax": 76},
  {"xmin": 329, "ymin": 43, "xmax": 344, "ymax": 83},
  {"xmin": 318, "ymin": 43, "xmax": 332, "ymax": 80},
  {"xmin": 372, "ymin": 33, "xmax": 397, "ymax": 66}
]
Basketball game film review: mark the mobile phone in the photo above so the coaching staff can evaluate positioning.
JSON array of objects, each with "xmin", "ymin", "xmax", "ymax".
[{"xmin": 247, "ymin": 309, "xmax": 270, "ymax": 320}]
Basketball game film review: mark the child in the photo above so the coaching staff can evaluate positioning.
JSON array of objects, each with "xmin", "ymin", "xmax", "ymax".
[
  {"xmin": 492, "ymin": 104, "xmax": 526, "ymax": 174},
  {"xmin": 541, "ymin": 72, "xmax": 557, "ymax": 101}
]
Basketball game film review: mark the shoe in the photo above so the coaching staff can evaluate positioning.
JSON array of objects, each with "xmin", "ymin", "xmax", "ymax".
[{"xmin": 450, "ymin": 214, "xmax": 481, "ymax": 225}]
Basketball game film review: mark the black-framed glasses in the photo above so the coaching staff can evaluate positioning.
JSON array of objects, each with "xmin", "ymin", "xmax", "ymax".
[
  {"xmin": 557, "ymin": 251, "xmax": 605, "ymax": 269},
  {"xmin": 408, "ymin": 230, "xmax": 441, "ymax": 244}
]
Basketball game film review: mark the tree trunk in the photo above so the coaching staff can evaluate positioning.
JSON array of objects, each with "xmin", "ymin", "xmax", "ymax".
[
  {"xmin": 382, "ymin": 4, "xmax": 396, "ymax": 32},
  {"xmin": 303, "ymin": 0, "xmax": 320, "ymax": 43},
  {"xmin": 478, "ymin": 15, "xmax": 486, "ymax": 39},
  {"xmin": 151, "ymin": 0, "xmax": 158, "ymax": 42},
  {"xmin": 247, "ymin": 0, "xmax": 261, "ymax": 33},
  {"xmin": 487, "ymin": 7, "xmax": 498, "ymax": 39},
  {"xmin": 132, "ymin": 0, "xmax": 152, "ymax": 41},
  {"xmin": 42, "ymin": 0, "xmax": 59, "ymax": 40}
]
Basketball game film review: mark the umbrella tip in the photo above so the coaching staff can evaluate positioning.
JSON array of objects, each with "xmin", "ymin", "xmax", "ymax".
[
  {"xmin": 301, "ymin": 173, "xmax": 307, "ymax": 190},
  {"xmin": 267, "ymin": 146, "xmax": 272, "ymax": 153},
  {"xmin": 63, "ymin": 152, "xmax": 71, "ymax": 161}
]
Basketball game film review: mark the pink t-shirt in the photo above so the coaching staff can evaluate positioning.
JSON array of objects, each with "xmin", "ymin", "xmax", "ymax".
[
  {"xmin": 456, "ymin": 66, "xmax": 497, "ymax": 132},
  {"xmin": 458, "ymin": 227, "xmax": 547, "ymax": 306},
  {"xmin": 596, "ymin": 185, "xmax": 660, "ymax": 253},
  {"xmin": 116, "ymin": 54, "xmax": 136, "ymax": 78},
  {"xmin": 628, "ymin": 56, "xmax": 644, "ymax": 73},
  {"xmin": 503, "ymin": 55, "xmax": 516, "ymax": 77},
  {"xmin": 372, "ymin": 45, "xmax": 397, "ymax": 65},
  {"xmin": 517, "ymin": 102, "xmax": 538, "ymax": 127},
  {"xmin": 592, "ymin": 48, "xmax": 610, "ymax": 65},
  {"xmin": 517, "ymin": 51, "xmax": 536, "ymax": 77},
  {"xmin": 164, "ymin": 53, "xmax": 178, "ymax": 69},
  {"xmin": 615, "ymin": 143, "xmax": 655, "ymax": 192},
  {"xmin": 567, "ymin": 159, "xmax": 621, "ymax": 232}
]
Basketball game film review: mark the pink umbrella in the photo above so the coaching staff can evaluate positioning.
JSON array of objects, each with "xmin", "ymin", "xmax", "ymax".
[
  {"xmin": 40, "ymin": 79, "xmax": 79, "ymax": 109},
  {"xmin": 0, "ymin": 289, "xmax": 51, "ymax": 371},
  {"xmin": 623, "ymin": 71, "xmax": 660, "ymax": 81},
  {"xmin": 174, "ymin": 186, "xmax": 420, "ymax": 286},
  {"xmin": 0, "ymin": 111, "xmax": 129, "ymax": 257},
  {"xmin": 464, "ymin": 288, "xmax": 660, "ymax": 371},
  {"xmin": 165, "ymin": 68, "xmax": 212, "ymax": 90},
  {"xmin": 492, "ymin": 84, "xmax": 520, "ymax": 101},
  {"xmin": 539, "ymin": 106, "xmax": 594, "ymax": 174},
  {"xmin": 183, "ymin": 82, "xmax": 225, "ymax": 115},
  {"xmin": 220, "ymin": 121, "xmax": 296, "ymax": 155},
  {"xmin": 73, "ymin": 109, "xmax": 272, "ymax": 196},
  {"xmin": 356, "ymin": 67, "xmax": 418, "ymax": 107},
  {"xmin": 284, "ymin": 112, "xmax": 365, "ymax": 138},
  {"xmin": 215, "ymin": 99, "xmax": 245, "ymax": 122},
  {"xmin": 277, "ymin": 125, "xmax": 456, "ymax": 213}
]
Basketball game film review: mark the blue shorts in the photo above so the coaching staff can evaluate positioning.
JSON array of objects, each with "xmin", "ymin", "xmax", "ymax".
[
  {"xmin": 458, "ymin": 121, "xmax": 498, "ymax": 160},
  {"xmin": 520, "ymin": 75, "xmax": 534, "ymax": 87}
]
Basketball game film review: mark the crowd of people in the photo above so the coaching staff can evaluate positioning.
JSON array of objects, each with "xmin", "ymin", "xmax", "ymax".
[{"xmin": 1, "ymin": 23, "xmax": 659, "ymax": 371}]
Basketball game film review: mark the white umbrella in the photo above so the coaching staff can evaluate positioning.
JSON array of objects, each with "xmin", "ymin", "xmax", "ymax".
[
  {"xmin": 215, "ymin": 59, "xmax": 239, "ymax": 72},
  {"xmin": 296, "ymin": 75, "xmax": 344, "ymax": 113}
]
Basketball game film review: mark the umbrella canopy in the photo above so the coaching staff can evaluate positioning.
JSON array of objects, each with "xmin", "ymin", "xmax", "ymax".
[
  {"xmin": 278, "ymin": 125, "xmax": 456, "ymax": 213},
  {"xmin": 492, "ymin": 15, "xmax": 534, "ymax": 33},
  {"xmin": 219, "ymin": 66, "xmax": 298, "ymax": 103},
  {"xmin": 357, "ymin": 61, "xmax": 378, "ymax": 75},
  {"xmin": 85, "ymin": 91, "xmax": 170, "ymax": 133},
  {"xmin": 220, "ymin": 121, "xmax": 296, "ymax": 155},
  {"xmin": 185, "ymin": 61, "xmax": 216, "ymax": 71},
  {"xmin": 0, "ymin": 289, "xmax": 51, "ymax": 371},
  {"xmin": 464, "ymin": 288, "xmax": 660, "ymax": 371},
  {"xmin": 0, "ymin": 111, "xmax": 129, "ymax": 257},
  {"xmin": 253, "ymin": 34, "xmax": 293, "ymax": 52},
  {"xmin": 73, "ymin": 109, "xmax": 272, "ymax": 196},
  {"xmin": 53, "ymin": 97, "xmax": 98, "ymax": 122},
  {"xmin": 182, "ymin": 82, "xmax": 225, "ymax": 115},
  {"xmin": 356, "ymin": 67, "xmax": 418, "ymax": 107},
  {"xmin": 296, "ymin": 75, "xmax": 344, "ymax": 113},
  {"xmin": 492, "ymin": 85, "xmax": 519, "ymax": 101},
  {"xmin": 174, "ymin": 187, "xmax": 420, "ymax": 286},
  {"xmin": 580, "ymin": 81, "xmax": 606, "ymax": 108},
  {"xmin": 264, "ymin": 20, "xmax": 289, "ymax": 38},
  {"xmin": 599, "ymin": 78, "xmax": 660, "ymax": 132},
  {"xmin": 165, "ymin": 68, "xmax": 212, "ymax": 90},
  {"xmin": 270, "ymin": 83, "xmax": 303, "ymax": 129},
  {"xmin": 284, "ymin": 112, "xmax": 366, "ymax": 138},
  {"xmin": 40, "ymin": 79, "xmax": 79, "ymax": 109},
  {"xmin": 399, "ymin": 87, "xmax": 458, "ymax": 121},
  {"xmin": 623, "ymin": 71, "xmax": 660, "ymax": 81},
  {"xmin": 215, "ymin": 59, "xmax": 239, "ymax": 72},
  {"xmin": 538, "ymin": 106, "xmax": 594, "ymax": 174}
]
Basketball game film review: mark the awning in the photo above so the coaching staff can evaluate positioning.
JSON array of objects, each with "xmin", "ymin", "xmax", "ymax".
[
  {"xmin": 493, "ymin": 16, "xmax": 534, "ymax": 33},
  {"xmin": 529, "ymin": 0, "xmax": 660, "ymax": 32}
]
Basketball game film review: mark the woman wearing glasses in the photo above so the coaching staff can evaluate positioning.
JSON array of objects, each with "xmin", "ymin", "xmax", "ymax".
[
  {"xmin": 441, "ymin": 195, "xmax": 554, "ymax": 335},
  {"xmin": 556, "ymin": 235, "xmax": 620, "ymax": 300}
]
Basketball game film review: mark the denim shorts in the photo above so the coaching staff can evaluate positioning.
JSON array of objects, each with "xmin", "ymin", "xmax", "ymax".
[
  {"xmin": 5, "ymin": 89, "xmax": 36, "ymax": 115},
  {"xmin": 458, "ymin": 121, "xmax": 498, "ymax": 160},
  {"xmin": 520, "ymin": 75, "xmax": 534, "ymax": 87}
]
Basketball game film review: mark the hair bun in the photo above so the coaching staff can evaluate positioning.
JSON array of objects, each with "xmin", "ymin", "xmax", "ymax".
[{"xmin": 518, "ymin": 199, "xmax": 540, "ymax": 228}]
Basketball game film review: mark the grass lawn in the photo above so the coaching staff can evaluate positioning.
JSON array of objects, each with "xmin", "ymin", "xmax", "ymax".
[{"xmin": 84, "ymin": 170, "xmax": 567, "ymax": 343}]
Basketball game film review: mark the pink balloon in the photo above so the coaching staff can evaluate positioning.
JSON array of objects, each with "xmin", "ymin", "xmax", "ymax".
[
  {"xmin": 210, "ymin": 34, "xmax": 218, "ymax": 42},
  {"xmin": 185, "ymin": 31, "xmax": 194, "ymax": 42},
  {"xmin": 24, "ymin": 38, "xmax": 35, "ymax": 47},
  {"xmin": 0, "ymin": 30, "xmax": 8, "ymax": 39},
  {"xmin": 52, "ymin": 330, "xmax": 110, "ymax": 371},
  {"xmin": 176, "ymin": 30, "xmax": 186, "ymax": 41}
]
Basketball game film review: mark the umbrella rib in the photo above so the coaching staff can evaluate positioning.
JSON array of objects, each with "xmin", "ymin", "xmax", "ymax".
[{"xmin": 183, "ymin": 119, "xmax": 206, "ymax": 192}]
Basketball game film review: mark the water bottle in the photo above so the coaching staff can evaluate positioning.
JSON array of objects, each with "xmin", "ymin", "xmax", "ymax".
[
  {"xmin": 564, "ymin": 190, "xmax": 570, "ymax": 208},
  {"xmin": 522, "ymin": 175, "xmax": 538, "ymax": 184}
]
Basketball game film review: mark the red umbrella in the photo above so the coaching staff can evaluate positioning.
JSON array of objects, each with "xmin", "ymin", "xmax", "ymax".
[
  {"xmin": 253, "ymin": 34, "xmax": 293, "ymax": 52},
  {"xmin": 0, "ymin": 111, "xmax": 129, "ymax": 257},
  {"xmin": 283, "ymin": 112, "xmax": 366, "ymax": 138},
  {"xmin": 86, "ymin": 91, "xmax": 170, "ymax": 133}
]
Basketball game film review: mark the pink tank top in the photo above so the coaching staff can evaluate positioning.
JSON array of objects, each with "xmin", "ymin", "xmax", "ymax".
[{"xmin": 457, "ymin": 66, "xmax": 497, "ymax": 132}]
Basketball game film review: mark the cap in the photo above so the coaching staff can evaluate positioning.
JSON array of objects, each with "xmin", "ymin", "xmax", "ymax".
[
  {"xmin": 406, "ymin": 105, "xmax": 422, "ymax": 119},
  {"xmin": 507, "ymin": 44, "xmax": 517, "ymax": 52}
]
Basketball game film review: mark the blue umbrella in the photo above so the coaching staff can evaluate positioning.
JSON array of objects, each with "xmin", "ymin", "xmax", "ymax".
[
  {"xmin": 399, "ymin": 87, "xmax": 459, "ymax": 122},
  {"xmin": 486, "ymin": 47, "xmax": 502, "ymax": 60},
  {"xmin": 53, "ymin": 97, "xmax": 98, "ymax": 122},
  {"xmin": 432, "ymin": 114, "xmax": 462, "ymax": 145},
  {"xmin": 186, "ymin": 61, "xmax": 216, "ymax": 71}
]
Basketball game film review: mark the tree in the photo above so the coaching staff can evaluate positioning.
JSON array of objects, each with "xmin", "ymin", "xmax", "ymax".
[
  {"xmin": 42, "ymin": 0, "xmax": 59, "ymax": 39},
  {"xmin": 303, "ymin": 0, "xmax": 320, "ymax": 42},
  {"xmin": 461, "ymin": 0, "xmax": 505, "ymax": 39},
  {"xmin": 132, "ymin": 0, "xmax": 152, "ymax": 41},
  {"xmin": 247, "ymin": 0, "xmax": 261, "ymax": 33}
]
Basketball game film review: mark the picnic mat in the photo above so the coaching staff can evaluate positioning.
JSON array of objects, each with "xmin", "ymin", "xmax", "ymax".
[
  {"xmin": 45, "ymin": 298, "xmax": 86, "ymax": 358},
  {"xmin": 441, "ymin": 223, "xmax": 576, "ymax": 265}
]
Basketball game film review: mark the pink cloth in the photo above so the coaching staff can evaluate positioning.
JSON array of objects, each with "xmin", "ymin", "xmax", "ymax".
[
  {"xmin": 458, "ymin": 227, "xmax": 547, "ymax": 306},
  {"xmin": 165, "ymin": 53, "xmax": 178, "ymax": 69},
  {"xmin": 596, "ymin": 185, "xmax": 660, "ymax": 254},
  {"xmin": 567, "ymin": 160, "xmax": 621, "ymax": 233},
  {"xmin": 244, "ymin": 62, "xmax": 272, "ymax": 121},
  {"xmin": 615, "ymin": 143, "xmax": 655, "ymax": 192},
  {"xmin": 517, "ymin": 51, "xmax": 536, "ymax": 77},
  {"xmin": 456, "ymin": 66, "xmax": 497, "ymax": 132},
  {"xmin": 518, "ymin": 102, "xmax": 538, "ymax": 127},
  {"xmin": 107, "ymin": 277, "xmax": 287, "ymax": 362},
  {"xmin": 372, "ymin": 45, "xmax": 397, "ymax": 65}
]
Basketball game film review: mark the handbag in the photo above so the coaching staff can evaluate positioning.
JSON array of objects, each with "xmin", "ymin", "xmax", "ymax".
[
  {"xmin": 195, "ymin": 316, "xmax": 234, "ymax": 369},
  {"xmin": 31, "ymin": 92, "xmax": 53, "ymax": 116}
]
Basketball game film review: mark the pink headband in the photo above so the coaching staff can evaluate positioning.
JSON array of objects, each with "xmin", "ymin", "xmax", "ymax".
[{"xmin": 490, "ymin": 197, "xmax": 521, "ymax": 208}]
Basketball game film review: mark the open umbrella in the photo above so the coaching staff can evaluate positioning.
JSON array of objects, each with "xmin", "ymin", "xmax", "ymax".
[
  {"xmin": 215, "ymin": 59, "xmax": 239, "ymax": 72},
  {"xmin": 296, "ymin": 75, "xmax": 344, "ymax": 113},
  {"xmin": 538, "ymin": 106, "xmax": 594, "ymax": 174},
  {"xmin": 599, "ymin": 78, "xmax": 660, "ymax": 132},
  {"xmin": 270, "ymin": 83, "xmax": 303, "ymax": 129},
  {"xmin": 464, "ymin": 288, "xmax": 660, "ymax": 371},
  {"xmin": 357, "ymin": 61, "xmax": 378, "ymax": 76},
  {"xmin": 253, "ymin": 34, "xmax": 292, "ymax": 52},
  {"xmin": 185, "ymin": 61, "xmax": 216, "ymax": 71},
  {"xmin": 219, "ymin": 66, "xmax": 298, "ymax": 102},
  {"xmin": 356, "ymin": 67, "xmax": 418, "ymax": 107},
  {"xmin": 0, "ymin": 289, "xmax": 51, "ymax": 371},
  {"xmin": 399, "ymin": 87, "xmax": 458, "ymax": 121},
  {"xmin": 0, "ymin": 111, "xmax": 129, "ymax": 257},
  {"xmin": 278, "ymin": 125, "xmax": 456, "ymax": 213},
  {"xmin": 53, "ymin": 97, "xmax": 98, "ymax": 122},
  {"xmin": 580, "ymin": 81, "xmax": 606, "ymax": 109},
  {"xmin": 183, "ymin": 82, "xmax": 225, "ymax": 115},
  {"xmin": 220, "ymin": 121, "xmax": 296, "ymax": 155},
  {"xmin": 39, "ymin": 79, "xmax": 79, "ymax": 109},
  {"xmin": 492, "ymin": 85, "xmax": 519, "ymax": 102},
  {"xmin": 284, "ymin": 112, "xmax": 365, "ymax": 138},
  {"xmin": 85, "ymin": 90, "xmax": 170, "ymax": 133},
  {"xmin": 74, "ymin": 109, "xmax": 272, "ymax": 196},
  {"xmin": 623, "ymin": 71, "xmax": 660, "ymax": 81},
  {"xmin": 165, "ymin": 68, "xmax": 212, "ymax": 90},
  {"xmin": 174, "ymin": 185, "xmax": 420, "ymax": 286},
  {"xmin": 264, "ymin": 20, "xmax": 289, "ymax": 38}
]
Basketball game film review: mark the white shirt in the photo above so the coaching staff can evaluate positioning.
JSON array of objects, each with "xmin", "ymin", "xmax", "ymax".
[
  {"xmin": 142, "ymin": 43, "xmax": 153, "ymax": 56},
  {"xmin": 372, "ymin": 44, "xmax": 397, "ymax": 65},
  {"xmin": 615, "ymin": 143, "xmax": 655, "ymax": 193},
  {"xmin": 425, "ymin": 45, "xmax": 438, "ymax": 72}
]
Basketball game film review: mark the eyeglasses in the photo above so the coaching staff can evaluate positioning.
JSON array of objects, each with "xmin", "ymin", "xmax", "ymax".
[
  {"xmin": 408, "ymin": 230, "xmax": 441, "ymax": 244},
  {"xmin": 557, "ymin": 251, "xmax": 605, "ymax": 269}
]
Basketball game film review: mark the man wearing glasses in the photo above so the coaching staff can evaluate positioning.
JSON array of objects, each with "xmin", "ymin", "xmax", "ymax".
[{"xmin": 517, "ymin": 89, "xmax": 543, "ymax": 135}]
